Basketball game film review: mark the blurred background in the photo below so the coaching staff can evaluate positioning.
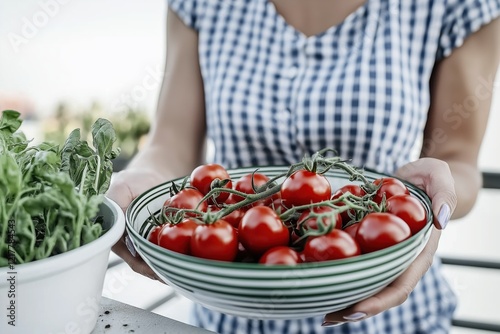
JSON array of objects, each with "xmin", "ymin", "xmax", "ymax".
[
  {"xmin": 0, "ymin": 0, "xmax": 163, "ymax": 165},
  {"xmin": 1, "ymin": 1, "xmax": 499, "ymax": 333}
]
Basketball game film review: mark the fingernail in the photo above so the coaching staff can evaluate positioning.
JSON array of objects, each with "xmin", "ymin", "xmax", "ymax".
[
  {"xmin": 321, "ymin": 321, "xmax": 344, "ymax": 327},
  {"xmin": 125, "ymin": 235, "xmax": 137, "ymax": 257},
  {"xmin": 343, "ymin": 312, "xmax": 367, "ymax": 321},
  {"xmin": 437, "ymin": 204, "xmax": 451, "ymax": 229}
]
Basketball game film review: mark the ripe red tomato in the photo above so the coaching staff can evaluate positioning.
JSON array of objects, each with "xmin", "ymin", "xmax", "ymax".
[
  {"xmin": 331, "ymin": 184, "xmax": 366, "ymax": 224},
  {"xmin": 386, "ymin": 194, "xmax": 427, "ymax": 235},
  {"xmin": 207, "ymin": 205, "xmax": 244, "ymax": 229},
  {"xmin": 343, "ymin": 223, "xmax": 360, "ymax": 239},
  {"xmin": 157, "ymin": 219, "xmax": 198, "ymax": 254},
  {"xmin": 164, "ymin": 188, "xmax": 208, "ymax": 217},
  {"xmin": 259, "ymin": 247, "xmax": 302, "ymax": 265},
  {"xmin": 302, "ymin": 229, "xmax": 361, "ymax": 262},
  {"xmin": 372, "ymin": 178, "xmax": 409, "ymax": 204},
  {"xmin": 147, "ymin": 225, "xmax": 164, "ymax": 245},
  {"xmin": 281, "ymin": 170, "xmax": 331, "ymax": 207},
  {"xmin": 229, "ymin": 173, "xmax": 270, "ymax": 203},
  {"xmin": 190, "ymin": 220, "xmax": 238, "ymax": 261},
  {"xmin": 332, "ymin": 184, "xmax": 366, "ymax": 199},
  {"xmin": 239, "ymin": 206, "xmax": 289, "ymax": 256},
  {"xmin": 297, "ymin": 206, "xmax": 342, "ymax": 233},
  {"xmin": 356, "ymin": 212, "xmax": 411, "ymax": 253},
  {"xmin": 190, "ymin": 164, "xmax": 232, "ymax": 203}
]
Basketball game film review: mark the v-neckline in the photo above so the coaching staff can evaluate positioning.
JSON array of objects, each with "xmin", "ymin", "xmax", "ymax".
[{"xmin": 266, "ymin": 0, "xmax": 369, "ymax": 41}]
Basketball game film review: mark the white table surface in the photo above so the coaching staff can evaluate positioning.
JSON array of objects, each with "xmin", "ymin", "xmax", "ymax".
[{"xmin": 92, "ymin": 297, "xmax": 214, "ymax": 334}]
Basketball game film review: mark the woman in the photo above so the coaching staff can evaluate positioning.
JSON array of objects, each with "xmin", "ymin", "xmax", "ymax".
[{"xmin": 108, "ymin": 0, "xmax": 500, "ymax": 332}]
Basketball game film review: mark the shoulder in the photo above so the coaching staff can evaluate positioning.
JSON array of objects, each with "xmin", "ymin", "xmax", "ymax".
[
  {"xmin": 167, "ymin": 0, "xmax": 255, "ymax": 31},
  {"xmin": 437, "ymin": 0, "xmax": 500, "ymax": 58}
]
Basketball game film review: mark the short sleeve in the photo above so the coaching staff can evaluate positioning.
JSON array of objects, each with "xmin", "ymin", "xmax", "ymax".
[
  {"xmin": 167, "ymin": 0, "xmax": 204, "ymax": 31},
  {"xmin": 438, "ymin": 0, "xmax": 500, "ymax": 59}
]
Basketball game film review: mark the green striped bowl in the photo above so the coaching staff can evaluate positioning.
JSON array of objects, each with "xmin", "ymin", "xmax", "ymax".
[{"xmin": 126, "ymin": 166, "xmax": 433, "ymax": 320}]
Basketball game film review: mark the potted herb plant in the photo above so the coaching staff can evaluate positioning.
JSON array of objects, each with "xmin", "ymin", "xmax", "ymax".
[{"xmin": 0, "ymin": 110, "xmax": 125, "ymax": 334}]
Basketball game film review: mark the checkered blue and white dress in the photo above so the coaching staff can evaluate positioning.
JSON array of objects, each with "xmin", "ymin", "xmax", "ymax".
[{"xmin": 167, "ymin": 0, "xmax": 500, "ymax": 333}]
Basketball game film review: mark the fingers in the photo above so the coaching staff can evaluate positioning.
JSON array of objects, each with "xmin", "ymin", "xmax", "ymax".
[
  {"xmin": 107, "ymin": 172, "xmax": 135, "ymax": 212},
  {"xmin": 395, "ymin": 158, "xmax": 457, "ymax": 229},
  {"xmin": 107, "ymin": 169, "xmax": 165, "ymax": 212},
  {"xmin": 107, "ymin": 170, "xmax": 167, "ymax": 282},
  {"xmin": 112, "ymin": 234, "xmax": 165, "ymax": 283},
  {"xmin": 323, "ymin": 158, "xmax": 451, "ymax": 326},
  {"xmin": 323, "ymin": 228, "xmax": 441, "ymax": 326}
]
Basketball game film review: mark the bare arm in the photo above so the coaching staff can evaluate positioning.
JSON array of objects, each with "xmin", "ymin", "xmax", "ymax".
[
  {"xmin": 127, "ymin": 8, "xmax": 206, "ymax": 180},
  {"xmin": 422, "ymin": 17, "xmax": 500, "ymax": 218},
  {"xmin": 108, "ymin": 9, "xmax": 205, "ymax": 279}
]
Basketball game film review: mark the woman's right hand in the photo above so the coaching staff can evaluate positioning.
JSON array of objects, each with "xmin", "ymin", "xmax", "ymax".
[{"xmin": 107, "ymin": 168, "xmax": 166, "ymax": 282}]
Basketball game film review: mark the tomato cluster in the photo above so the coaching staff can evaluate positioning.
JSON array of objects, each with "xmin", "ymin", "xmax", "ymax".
[{"xmin": 146, "ymin": 162, "xmax": 428, "ymax": 265}]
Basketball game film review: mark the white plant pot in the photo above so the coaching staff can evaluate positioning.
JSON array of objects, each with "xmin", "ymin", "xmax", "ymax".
[{"xmin": 0, "ymin": 197, "xmax": 125, "ymax": 334}]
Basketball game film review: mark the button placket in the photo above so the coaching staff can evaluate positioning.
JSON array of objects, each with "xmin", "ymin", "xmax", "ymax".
[
  {"xmin": 287, "ymin": 65, "xmax": 299, "ymax": 79},
  {"xmin": 281, "ymin": 36, "xmax": 308, "ymax": 135}
]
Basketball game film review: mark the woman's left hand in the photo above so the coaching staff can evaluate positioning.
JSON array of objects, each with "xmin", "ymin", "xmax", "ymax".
[{"xmin": 322, "ymin": 158, "xmax": 458, "ymax": 326}]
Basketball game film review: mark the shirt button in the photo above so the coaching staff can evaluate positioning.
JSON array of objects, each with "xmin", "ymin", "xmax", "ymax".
[
  {"xmin": 287, "ymin": 66, "xmax": 298, "ymax": 79},
  {"xmin": 277, "ymin": 109, "xmax": 290, "ymax": 120}
]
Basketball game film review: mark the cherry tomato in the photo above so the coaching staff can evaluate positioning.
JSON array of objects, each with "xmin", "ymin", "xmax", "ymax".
[
  {"xmin": 190, "ymin": 164, "xmax": 232, "ymax": 203},
  {"xmin": 259, "ymin": 246, "xmax": 302, "ymax": 265},
  {"xmin": 343, "ymin": 223, "xmax": 360, "ymax": 239},
  {"xmin": 207, "ymin": 205, "xmax": 244, "ymax": 229},
  {"xmin": 158, "ymin": 219, "xmax": 198, "ymax": 254},
  {"xmin": 386, "ymin": 194, "xmax": 427, "ymax": 235},
  {"xmin": 372, "ymin": 178, "xmax": 409, "ymax": 204},
  {"xmin": 332, "ymin": 184, "xmax": 366, "ymax": 199},
  {"xmin": 356, "ymin": 212, "xmax": 411, "ymax": 253},
  {"xmin": 229, "ymin": 173, "xmax": 270, "ymax": 203},
  {"xmin": 331, "ymin": 184, "xmax": 366, "ymax": 224},
  {"xmin": 147, "ymin": 225, "xmax": 163, "ymax": 245},
  {"xmin": 302, "ymin": 229, "xmax": 361, "ymax": 262},
  {"xmin": 164, "ymin": 188, "xmax": 208, "ymax": 217},
  {"xmin": 297, "ymin": 206, "xmax": 342, "ymax": 233},
  {"xmin": 239, "ymin": 206, "xmax": 289, "ymax": 256},
  {"xmin": 281, "ymin": 170, "xmax": 331, "ymax": 207},
  {"xmin": 191, "ymin": 220, "xmax": 238, "ymax": 261}
]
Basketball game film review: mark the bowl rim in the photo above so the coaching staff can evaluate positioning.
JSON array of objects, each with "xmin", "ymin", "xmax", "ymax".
[{"xmin": 126, "ymin": 165, "xmax": 434, "ymax": 270}]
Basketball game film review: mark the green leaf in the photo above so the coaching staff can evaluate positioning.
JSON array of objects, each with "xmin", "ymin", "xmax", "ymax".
[
  {"xmin": 80, "ymin": 156, "xmax": 98, "ymax": 197},
  {"xmin": 12, "ymin": 208, "xmax": 36, "ymax": 263},
  {"xmin": 83, "ymin": 194, "xmax": 104, "ymax": 219},
  {"xmin": 60, "ymin": 129, "xmax": 81, "ymax": 174},
  {"xmin": 9, "ymin": 132, "xmax": 28, "ymax": 153},
  {"xmin": 75, "ymin": 141, "xmax": 94, "ymax": 158},
  {"xmin": 36, "ymin": 141, "xmax": 59, "ymax": 153},
  {"xmin": 0, "ymin": 110, "xmax": 22, "ymax": 136},
  {"xmin": 91, "ymin": 118, "xmax": 116, "ymax": 160},
  {"xmin": 81, "ymin": 224, "xmax": 103, "ymax": 245},
  {"xmin": 33, "ymin": 151, "xmax": 60, "ymax": 171},
  {"xmin": 0, "ymin": 153, "xmax": 22, "ymax": 195},
  {"xmin": 97, "ymin": 160, "xmax": 114, "ymax": 194}
]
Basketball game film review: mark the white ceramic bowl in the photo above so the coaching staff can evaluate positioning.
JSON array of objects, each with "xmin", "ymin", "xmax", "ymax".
[
  {"xmin": 0, "ymin": 197, "xmax": 125, "ymax": 334},
  {"xmin": 126, "ymin": 167, "xmax": 433, "ymax": 320}
]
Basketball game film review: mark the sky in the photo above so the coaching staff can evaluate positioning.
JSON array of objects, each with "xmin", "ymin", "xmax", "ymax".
[{"xmin": 0, "ymin": 0, "xmax": 165, "ymax": 115}]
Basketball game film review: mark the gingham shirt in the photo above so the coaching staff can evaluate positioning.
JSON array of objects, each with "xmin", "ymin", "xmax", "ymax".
[{"xmin": 167, "ymin": 0, "xmax": 500, "ymax": 333}]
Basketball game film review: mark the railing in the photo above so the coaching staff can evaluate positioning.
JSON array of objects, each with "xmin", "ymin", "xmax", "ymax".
[{"xmin": 441, "ymin": 171, "xmax": 500, "ymax": 333}]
